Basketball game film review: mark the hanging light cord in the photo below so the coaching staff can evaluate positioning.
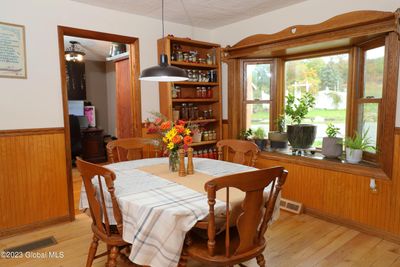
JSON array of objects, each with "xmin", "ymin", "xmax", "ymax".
[{"xmin": 161, "ymin": 0, "xmax": 165, "ymax": 55}]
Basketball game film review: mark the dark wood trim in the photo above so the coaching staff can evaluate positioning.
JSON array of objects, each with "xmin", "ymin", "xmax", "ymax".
[
  {"xmin": 305, "ymin": 207, "xmax": 400, "ymax": 244},
  {"xmin": 222, "ymin": 119, "xmax": 228, "ymax": 124},
  {"xmin": 258, "ymin": 151, "xmax": 388, "ymax": 180},
  {"xmin": 223, "ymin": 10, "xmax": 396, "ymax": 58},
  {"xmin": 378, "ymin": 32, "xmax": 399, "ymax": 179},
  {"xmin": 396, "ymin": 127, "xmax": 400, "ymax": 135},
  {"xmin": 0, "ymin": 215, "xmax": 71, "ymax": 239},
  {"xmin": 0, "ymin": 127, "xmax": 64, "ymax": 137},
  {"xmin": 57, "ymin": 25, "xmax": 142, "ymax": 222}
]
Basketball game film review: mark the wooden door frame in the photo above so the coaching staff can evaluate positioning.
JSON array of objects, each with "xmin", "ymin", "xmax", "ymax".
[{"xmin": 57, "ymin": 26, "xmax": 142, "ymax": 220}]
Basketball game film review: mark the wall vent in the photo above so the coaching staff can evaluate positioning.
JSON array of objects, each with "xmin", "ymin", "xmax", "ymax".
[{"xmin": 280, "ymin": 198, "xmax": 303, "ymax": 214}]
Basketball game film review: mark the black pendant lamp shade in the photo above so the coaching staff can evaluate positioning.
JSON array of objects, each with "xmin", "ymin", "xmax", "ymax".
[
  {"xmin": 140, "ymin": 54, "xmax": 188, "ymax": 82},
  {"xmin": 139, "ymin": 0, "xmax": 188, "ymax": 82}
]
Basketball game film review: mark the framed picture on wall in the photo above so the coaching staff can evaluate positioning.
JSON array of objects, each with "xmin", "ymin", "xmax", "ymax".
[
  {"xmin": 0, "ymin": 21, "xmax": 27, "ymax": 78},
  {"xmin": 84, "ymin": 106, "xmax": 96, "ymax": 127}
]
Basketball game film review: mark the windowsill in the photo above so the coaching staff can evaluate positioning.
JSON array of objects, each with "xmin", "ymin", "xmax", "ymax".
[{"xmin": 259, "ymin": 148, "xmax": 389, "ymax": 180}]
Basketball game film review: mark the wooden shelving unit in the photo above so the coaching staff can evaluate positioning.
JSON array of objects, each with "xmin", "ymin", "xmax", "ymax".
[{"xmin": 158, "ymin": 36, "xmax": 222, "ymax": 152}]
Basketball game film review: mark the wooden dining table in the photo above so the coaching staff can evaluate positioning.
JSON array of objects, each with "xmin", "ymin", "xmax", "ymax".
[{"xmin": 79, "ymin": 157, "xmax": 281, "ymax": 267}]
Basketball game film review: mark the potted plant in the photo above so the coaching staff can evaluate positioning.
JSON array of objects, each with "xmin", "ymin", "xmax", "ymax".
[
  {"xmin": 238, "ymin": 128, "xmax": 253, "ymax": 140},
  {"xmin": 188, "ymin": 124, "xmax": 202, "ymax": 143},
  {"xmin": 268, "ymin": 115, "xmax": 288, "ymax": 149},
  {"xmin": 344, "ymin": 130, "xmax": 375, "ymax": 164},
  {"xmin": 321, "ymin": 123, "xmax": 343, "ymax": 158},
  {"xmin": 253, "ymin": 127, "xmax": 267, "ymax": 151},
  {"xmin": 285, "ymin": 92, "xmax": 317, "ymax": 149}
]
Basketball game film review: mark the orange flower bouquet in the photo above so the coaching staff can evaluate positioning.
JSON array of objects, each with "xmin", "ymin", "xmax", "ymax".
[{"xmin": 145, "ymin": 112, "xmax": 193, "ymax": 171}]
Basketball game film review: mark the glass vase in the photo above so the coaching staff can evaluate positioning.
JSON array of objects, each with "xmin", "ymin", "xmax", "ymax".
[{"xmin": 169, "ymin": 150, "xmax": 179, "ymax": 172}]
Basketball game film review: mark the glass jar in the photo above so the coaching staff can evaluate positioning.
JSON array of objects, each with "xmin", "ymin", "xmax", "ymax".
[
  {"xmin": 206, "ymin": 54, "xmax": 212, "ymax": 65},
  {"xmin": 177, "ymin": 51, "xmax": 183, "ymax": 62},
  {"xmin": 181, "ymin": 103, "xmax": 188, "ymax": 120},
  {"xmin": 196, "ymin": 87, "xmax": 202, "ymax": 98},
  {"xmin": 183, "ymin": 52, "xmax": 189, "ymax": 62},
  {"xmin": 193, "ymin": 107, "xmax": 199, "ymax": 120},
  {"xmin": 208, "ymin": 149, "xmax": 213, "ymax": 158},
  {"xmin": 203, "ymin": 110, "xmax": 209, "ymax": 119},
  {"xmin": 212, "ymin": 130, "xmax": 217, "ymax": 140},
  {"xmin": 171, "ymin": 86, "xmax": 177, "ymax": 99},
  {"xmin": 207, "ymin": 87, "xmax": 213, "ymax": 98},
  {"xmin": 175, "ymin": 86, "xmax": 181, "ymax": 98},
  {"xmin": 208, "ymin": 106, "xmax": 213, "ymax": 118},
  {"xmin": 201, "ymin": 87, "xmax": 207, "ymax": 98},
  {"xmin": 188, "ymin": 103, "xmax": 194, "ymax": 120},
  {"xmin": 192, "ymin": 70, "xmax": 199, "ymax": 82},
  {"xmin": 202, "ymin": 131, "xmax": 208, "ymax": 141}
]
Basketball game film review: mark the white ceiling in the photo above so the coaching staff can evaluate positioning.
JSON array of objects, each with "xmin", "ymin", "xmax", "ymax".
[
  {"xmin": 64, "ymin": 36, "xmax": 112, "ymax": 61},
  {"xmin": 70, "ymin": 0, "xmax": 307, "ymax": 29}
]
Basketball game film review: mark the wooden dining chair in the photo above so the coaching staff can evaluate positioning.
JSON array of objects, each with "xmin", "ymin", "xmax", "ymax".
[
  {"xmin": 106, "ymin": 137, "xmax": 161, "ymax": 163},
  {"xmin": 216, "ymin": 139, "xmax": 260, "ymax": 167},
  {"xmin": 179, "ymin": 167, "xmax": 288, "ymax": 267},
  {"xmin": 76, "ymin": 157, "xmax": 131, "ymax": 267}
]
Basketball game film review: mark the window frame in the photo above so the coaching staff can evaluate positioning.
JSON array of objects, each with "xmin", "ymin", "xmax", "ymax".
[
  {"xmin": 280, "ymin": 49, "xmax": 352, "ymax": 147},
  {"xmin": 235, "ymin": 33, "xmax": 398, "ymax": 177},
  {"xmin": 241, "ymin": 59, "xmax": 277, "ymax": 131},
  {"xmin": 352, "ymin": 38, "xmax": 386, "ymax": 162}
]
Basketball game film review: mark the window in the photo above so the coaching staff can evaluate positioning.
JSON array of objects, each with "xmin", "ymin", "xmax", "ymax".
[
  {"xmin": 243, "ymin": 61, "xmax": 274, "ymax": 133},
  {"xmin": 357, "ymin": 45, "xmax": 385, "ymax": 154},
  {"xmin": 285, "ymin": 53, "xmax": 349, "ymax": 147}
]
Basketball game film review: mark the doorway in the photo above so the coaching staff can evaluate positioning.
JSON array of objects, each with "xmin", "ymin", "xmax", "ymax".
[{"xmin": 57, "ymin": 26, "xmax": 142, "ymax": 219}]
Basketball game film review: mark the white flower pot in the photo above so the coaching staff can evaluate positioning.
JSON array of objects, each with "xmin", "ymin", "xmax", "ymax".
[
  {"xmin": 346, "ymin": 148, "xmax": 363, "ymax": 164},
  {"xmin": 192, "ymin": 132, "xmax": 202, "ymax": 143}
]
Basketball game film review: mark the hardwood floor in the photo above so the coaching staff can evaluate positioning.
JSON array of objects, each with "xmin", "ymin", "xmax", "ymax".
[{"xmin": 0, "ymin": 212, "xmax": 399, "ymax": 267}]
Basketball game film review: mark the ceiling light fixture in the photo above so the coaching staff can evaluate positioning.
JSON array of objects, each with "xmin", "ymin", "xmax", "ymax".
[
  {"xmin": 139, "ymin": 0, "xmax": 188, "ymax": 82},
  {"xmin": 65, "ymin": 41, "xmax": 85, "ymax": 62}
]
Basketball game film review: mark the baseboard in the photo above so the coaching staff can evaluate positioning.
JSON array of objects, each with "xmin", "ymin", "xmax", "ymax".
[
  {"xmin": 304, "ymin": 207, "xmax": 400, "ymax": 244},
  {"xmin": 0, "ymin": 215, "xmax": 72, "ymax": 239}
]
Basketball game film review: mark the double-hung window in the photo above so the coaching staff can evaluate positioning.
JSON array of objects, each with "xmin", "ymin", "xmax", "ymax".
[{"xmin": 243, "ymin": 60, "xmax": 275, "ymax": 133}]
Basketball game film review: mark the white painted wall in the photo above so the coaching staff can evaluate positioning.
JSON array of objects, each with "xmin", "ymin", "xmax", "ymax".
[
  {"xmin": 1, "ymin": 0, "xmax": 399, "ymax": 129},
  {"xmin": 0, "ymin": 0, "xmax": 211, "ymax": 130},
  {"xmin": 209, "ymin": 0, "xmax": 400, "ymax": 123}
]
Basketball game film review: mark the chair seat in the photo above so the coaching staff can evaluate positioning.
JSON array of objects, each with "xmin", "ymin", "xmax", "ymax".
[
  {"xmin": 186, "ymin": 227, "xmax": 266, "ymax": 266},
  {"xmin": 91, "ymin": 224, "xmax": 129, "ymax": 247}
]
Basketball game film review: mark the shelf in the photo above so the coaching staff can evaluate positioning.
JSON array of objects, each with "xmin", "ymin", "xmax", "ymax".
[
  {"xmin": 174, "ymin": 82, "xmax": 219, "ymax": 86},
  {"xmin": 172, "ymin": 98, "xmax": 219, "ymax": 103},
  {"xmin": 186, "ymin": 119, "xmax": 217, "ymax": 124},
  {"xmin": 106, "ymin": 52, "xmax": 129, "ymax": 62},
  {"xmin": 171, "ymin": 61, "xmax": 218, "ymax": 69},
  {"xmin": 190, "ymin": 140, "xmax": 217, "ymax": 147}
]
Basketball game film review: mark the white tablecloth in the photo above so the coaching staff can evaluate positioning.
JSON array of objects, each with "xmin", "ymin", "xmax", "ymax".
[{"xmin": 80, "ymin": 158, "xmax": 281, "ymax": 267}]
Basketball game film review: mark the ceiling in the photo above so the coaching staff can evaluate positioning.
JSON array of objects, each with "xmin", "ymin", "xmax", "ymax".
[
  {"xmin": 64, "ymin": 36, "xmax": 112, "ymax": 61},
  {"xmin": 70, "ymin": 0, "xmax": 307, "ymax": 29}
]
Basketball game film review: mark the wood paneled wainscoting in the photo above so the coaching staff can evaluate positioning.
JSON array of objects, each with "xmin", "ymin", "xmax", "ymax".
[
  {"xmin": 255, "ymin": 132, "xmax": 400, "ymax": 243},
  {"xmin": 0, "ymin": 128, "xmax": 70, "ymax": 237}
]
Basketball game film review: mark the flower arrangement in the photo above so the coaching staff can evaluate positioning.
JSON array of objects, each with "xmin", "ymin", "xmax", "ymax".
[{"xmin": 145, "ymin": 112, "xmax": 193, "ymax": 154}]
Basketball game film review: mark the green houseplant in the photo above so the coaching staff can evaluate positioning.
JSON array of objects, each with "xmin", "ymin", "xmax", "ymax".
[
  {"xmin": 253, "ymin": 127, "xmax": 267, "ymax": 150},
  {"xmin": 285, "ymin": 92, "xmax": 317, "ymax": 149},
  {"xmin": 268, "ymin": 115, "xmax": 288, "ymax": 149},
  {"xmin": 238, "ymin": 128, "xmax": 253, "ymax": 140},
  {"xmin": 344, "ymin": 130, "xmax": 376, "ymax": 164},
  {"xmin": 321, "ymin": 123, "xmax": 343, "ymax": 158}
]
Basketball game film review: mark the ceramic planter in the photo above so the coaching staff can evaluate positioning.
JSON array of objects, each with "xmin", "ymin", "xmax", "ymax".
[
  {"xmin": 345, "ymin": 147, "xmax": 363, "ymax": 164},
  {"xmin": 254, "ymin": 139, "xmax": 267, "ymax": 151},
  {"xmin": 322, "ymin": 137, "xmax": 343, "ymax": 158},
  {"xmin": 192, "ymin": 132, "xmax": 202, "ymax": 143},
  {"xmin": 268, "ymin": 131, "xmax": 288, "ymax": 149},
  {"xmin": 287, "ymin": 124, "xmax": 317, "ymax": 149}
]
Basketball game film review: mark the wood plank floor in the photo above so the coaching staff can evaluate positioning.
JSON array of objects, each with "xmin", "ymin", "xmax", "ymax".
[{"xmin": 1, "ymin": 212, "xmax": 399, "ymax": 267}]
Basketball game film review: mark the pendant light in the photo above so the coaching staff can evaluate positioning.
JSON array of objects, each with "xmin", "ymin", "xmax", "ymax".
[
  {"xmin": 140, "ymin": 0, "xmax": 188, "ymax": 82},
  {"xmin": 65, "ymin": 41, "xmax": 85, "ymax": 62}
]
